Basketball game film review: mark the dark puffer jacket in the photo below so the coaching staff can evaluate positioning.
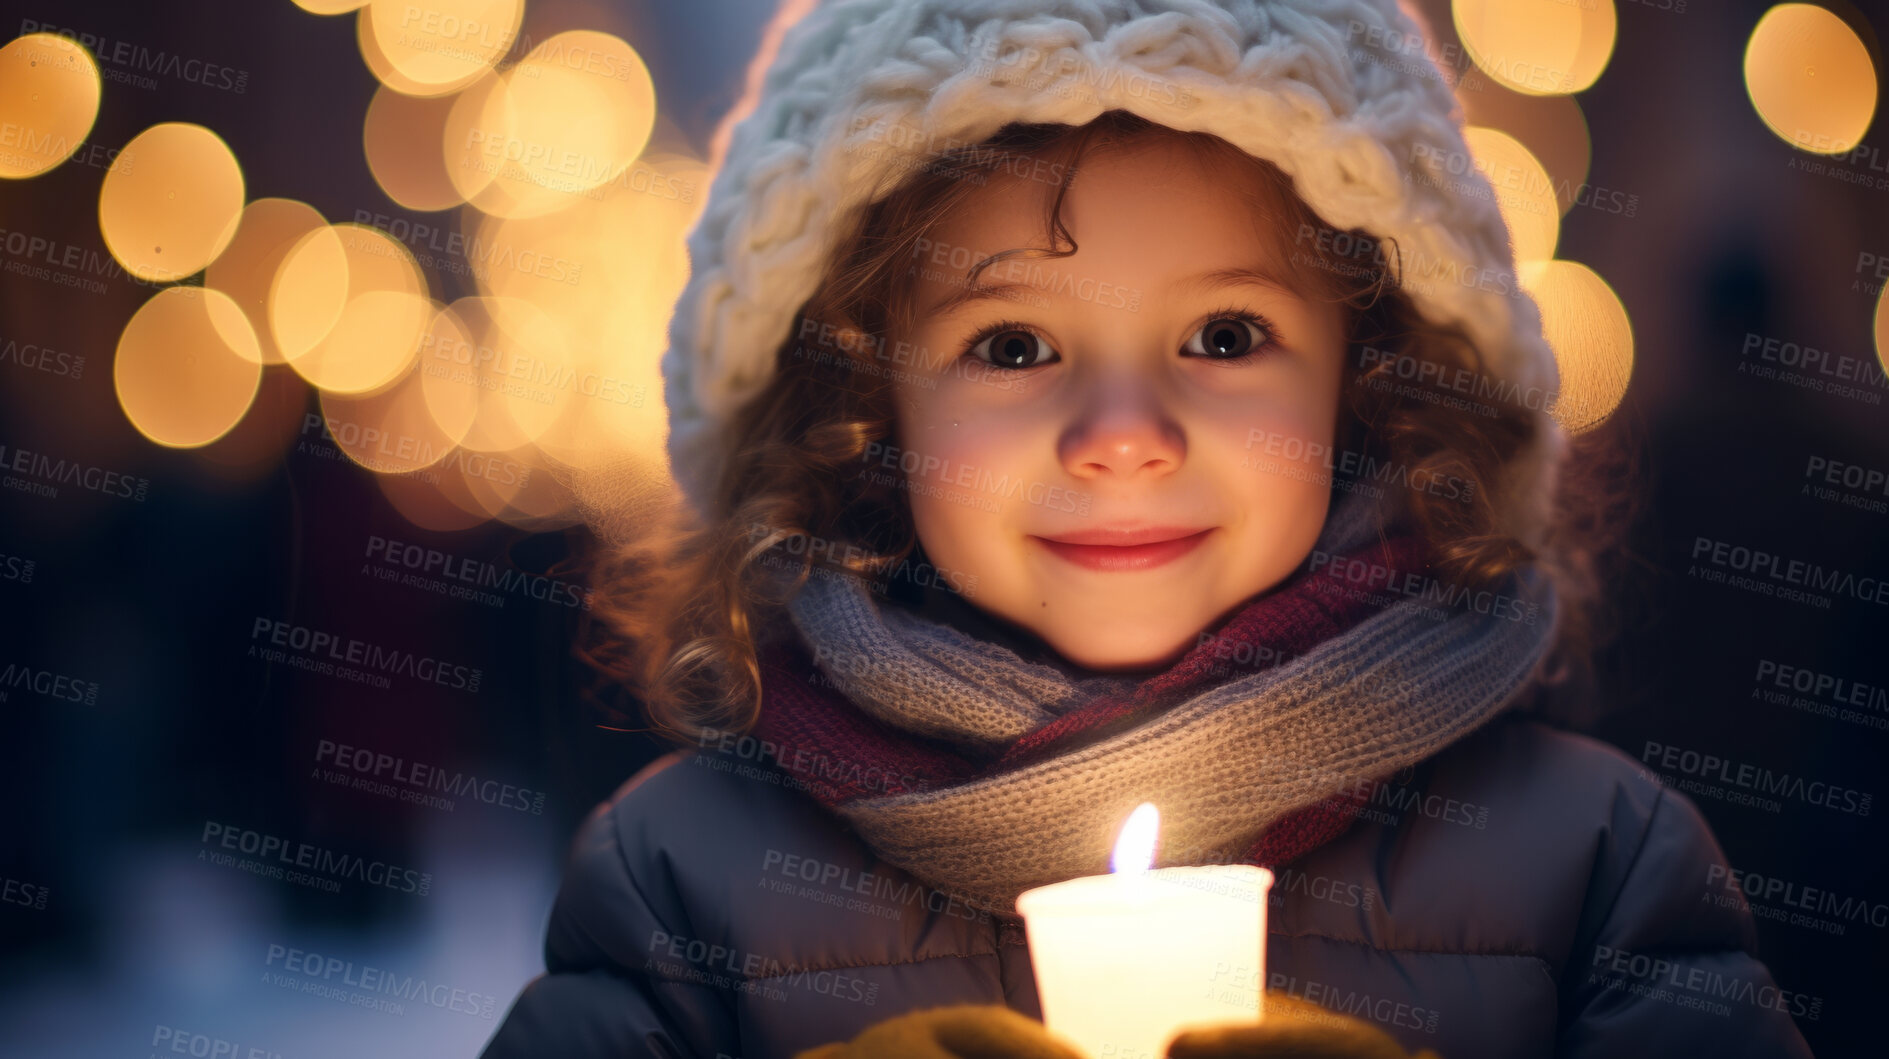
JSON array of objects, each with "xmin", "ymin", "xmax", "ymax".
[{"xmin": 479, "ymin": 716, "xmax": 1816, "ymax": 1059}]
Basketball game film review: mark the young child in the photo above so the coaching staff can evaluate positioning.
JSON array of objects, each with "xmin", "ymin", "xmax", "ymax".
[{"xmin": 483, "ymin": 2, "xmax": 1814, "ymax": 1057}]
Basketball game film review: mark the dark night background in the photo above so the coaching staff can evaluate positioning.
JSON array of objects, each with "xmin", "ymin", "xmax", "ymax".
[{"xmin": 1, "ymin": 1, "xmax": 1884, "ymax": 1056}]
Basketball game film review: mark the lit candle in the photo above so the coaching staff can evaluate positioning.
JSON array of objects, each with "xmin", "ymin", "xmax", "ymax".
[{"xmin": 1014, "ymin": 803, "xmax": 1273, "ymax": 1059}]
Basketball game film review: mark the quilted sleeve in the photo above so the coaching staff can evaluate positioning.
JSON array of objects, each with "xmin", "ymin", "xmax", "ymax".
[
  {"xmin": 1556, "ymin": 782, "xmax": 1817, "ymax": 1058},
  {"xmin": 481, "ymin": 757, "xmax": 743, "ymax": 1059}
]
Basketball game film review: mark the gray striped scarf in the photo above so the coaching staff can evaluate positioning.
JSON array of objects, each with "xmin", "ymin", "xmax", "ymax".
[{"xmin": 782, "ymin": 493, "xmax": 1559, "ymax": 916}]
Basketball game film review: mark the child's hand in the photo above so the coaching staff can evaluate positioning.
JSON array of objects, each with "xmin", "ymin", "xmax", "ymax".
[
  {"xmin": 1165, "ymin": 992, "xmax": 1444, "ymax": 1059},
  {"xmin": 792, "ymin": 1004, "xmax": 1087, "ymax": 1059}
]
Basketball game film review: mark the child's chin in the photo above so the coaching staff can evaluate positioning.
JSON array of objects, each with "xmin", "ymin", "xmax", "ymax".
[{"xmin": 1036, "ymin": 620, "xmax": 1200, "ymax": 674}]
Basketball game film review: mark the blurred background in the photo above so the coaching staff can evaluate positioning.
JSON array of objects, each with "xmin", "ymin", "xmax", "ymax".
[{"xmin": 0, "ymin": 0, "xmax": 1883, "ymax": 1055}]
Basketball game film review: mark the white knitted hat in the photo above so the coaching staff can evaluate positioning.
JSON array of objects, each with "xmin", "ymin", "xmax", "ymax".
[{"xmin": 659, "ymin": 0, "xmax": 1564, "ymax": 538}]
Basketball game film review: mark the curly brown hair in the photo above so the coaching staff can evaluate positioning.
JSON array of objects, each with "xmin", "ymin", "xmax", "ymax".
[{"xmin": 584, "ymin": 109, "xmax": 1631, "ymax": 748}]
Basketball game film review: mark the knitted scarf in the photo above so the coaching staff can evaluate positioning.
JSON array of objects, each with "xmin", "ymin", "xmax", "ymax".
[{"xmin": 749, "ymin": 495, "xmax": 1558, "ymax": 945}]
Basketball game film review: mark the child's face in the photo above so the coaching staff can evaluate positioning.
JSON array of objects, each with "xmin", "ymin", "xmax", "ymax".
[{"xmin": 890, "ymin": 141, "xmax": 1347, "ymax": 673}]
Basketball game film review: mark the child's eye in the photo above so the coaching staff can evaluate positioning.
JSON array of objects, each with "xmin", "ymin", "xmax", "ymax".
[
  {"xmin": 962, "ymin": 324, "xmax": 1058, "ymax": 370},
  {"xmin": 955, "ymin": 306, "xmax": 1283, "ymax": 370},
  {"xmin": 1182, "ymin": 308, "xmax": 1280, "ymax": 364}
]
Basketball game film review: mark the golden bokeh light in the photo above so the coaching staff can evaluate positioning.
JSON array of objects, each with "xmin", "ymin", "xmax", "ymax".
[
  {"xmin": 1744, "ymin": 4, "xmax": 1878, "ymax": 155},
  {"xmin": 445, "ymin": 30, "xmax": 657, "ymax": 219},
  {"xmin": 1456, "ymin": 89, "xmax": 1594, "ymax": 218},
  {"xmin": 417, "ymin": 294, "xmax": 577, "ymax": 452},
  {"xmin": 465, "ymin": 444, "xmax": 583, "ymax": 530},
  {"xmin": 1564, "ymin": 0, "xmax": 1619, "ymax": 97},
  {"xmin": 364, "ymin": 85, "xmax": 467, "ymax": 211},
  {"xmin": 469, "ymin": 151, "xmax": 704, "ymax": 467},
  {"xmin": 272, "ymin": 224, "xmax": 432, "ymax": 394},
  {"xmin": 269, "ymin": 225, "xmax": 351, "ymax": 361},
  {"xmin": 69, "ymin": 16, "xmax": 733, "ymax": 531},
  {"xmin": 293, "ymin": 288, "xmax": 435, "ymax": 396},
  {"xmin": 362, "ymin": 0, "xmax": 523, "ymax": 97},
  {"xmin": 356, "ymin": 6, "xmax": 451, "ymax": 97},
  {"xmin": 459, "ymin": 441, "xmax": 530, "ymax": 512},
  {"xmin": 318, "ymin": 360, "xmax": 467, "ymax": 475},
  {"xmin": 438, "ymin": 69, "xmax": 505, "ymax": 202},
  {"xmin": 412, "ymin": 302, "xmax": 482, "ymax": 439},
  {"xmin": 375, "ymin": 465, "xmax": 493, "ymax": 531},
  {"xmin": 422, "ymin": 442, "xmax": 529, "ymax": 523},
  {"xmin": 494, "ymin": 480, "xmax": 585, "ymax": 532},
  {"xmin": 205, "ymin": 198, "xmax": 329, "ymax": 364},
  {"xmin": 0, "ymin": 33, "xmax": 102, "ymax": 179},
  {"xmin": 1520, "ymin": 260, "xmax": 1634, "ymax": 434},
  {"xmin": 1452, "ymin": 0, "xmax": 1617, "ymax": 97},
  {"xmin": 1464, "ymin": 126, "xmax": 1560, "ymax": 266},
  {"xmin": 98, "ymin": 122, "xmax": 246, "ymax": 281},
  {"xmin": 453, "ymin": 448, "xmax": 519, "ymax": 520},
  {"xmin": 115, "ymin": 287, "xmax": 263, "ymax": 448},
  {"xmin": 66, "ymin": 12, "xmax": 740, "ymax": 533}
]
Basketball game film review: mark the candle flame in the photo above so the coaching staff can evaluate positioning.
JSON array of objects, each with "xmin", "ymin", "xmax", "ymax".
[{"xmin": 1110, "ymin": 802, "xmax": 1159, "ymax": 874}]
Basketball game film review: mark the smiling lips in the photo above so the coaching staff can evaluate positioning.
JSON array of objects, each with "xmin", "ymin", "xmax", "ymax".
[{"xmin": 1030, "ymin": 525, "xmax": 1215, "ymax": 572}]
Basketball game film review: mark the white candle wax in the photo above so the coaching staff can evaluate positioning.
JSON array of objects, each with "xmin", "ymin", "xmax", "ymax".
[{"xmin": 1016, "ymin": 861, "xmax": 1273, "ymax": 1059}]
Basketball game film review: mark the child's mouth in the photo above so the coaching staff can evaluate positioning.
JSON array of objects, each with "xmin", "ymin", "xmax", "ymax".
[{"xmin": 1029, "ymin": 527, "xmax": 1215, "ymax": 572}]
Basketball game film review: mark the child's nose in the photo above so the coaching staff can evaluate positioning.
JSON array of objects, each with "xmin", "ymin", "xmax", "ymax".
[{"xmin": 1056, "ymin": 376, "xmax": 1185, "ymax": 481}]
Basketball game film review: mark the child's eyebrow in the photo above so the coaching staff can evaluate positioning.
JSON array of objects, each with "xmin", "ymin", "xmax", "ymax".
[
  {"xmin": 1179, "ymin": 265, "xmax": 1301, "ymax": 300},
  {"xmin": 921, "ymin": 263, "xmax": 1301, "ymax": 321},
  {"xmin": 923, "ymin": 280, "xmax": 1041, "ymax": 321}
]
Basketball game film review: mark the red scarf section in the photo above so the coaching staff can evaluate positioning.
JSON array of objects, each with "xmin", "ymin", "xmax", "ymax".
[{"xmin": 752, "ymin": 535, "xmax": 1431, "ymax": 938}]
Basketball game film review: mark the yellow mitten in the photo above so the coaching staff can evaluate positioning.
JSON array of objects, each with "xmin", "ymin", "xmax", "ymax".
[
  {"xmin": 794, "ymin": 1003, "xmax": 1088, "ymax": 1059},
  {"xmin": 1165, "ymin": 992, "xmax": 1445, "ymax": 1059}
]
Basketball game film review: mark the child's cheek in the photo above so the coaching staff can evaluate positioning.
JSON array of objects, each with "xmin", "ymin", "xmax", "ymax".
[
  {"xmin": 897, "ymin": 370, "xmax": 1035, "ymax": 469},
  {"xmin": 1220, "ymin": 395, "xmax": 1340, "ymax": 551},
  {"xmin": 1224, "ymin": 385, "xmax": 1335, "ymax": 464}
]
